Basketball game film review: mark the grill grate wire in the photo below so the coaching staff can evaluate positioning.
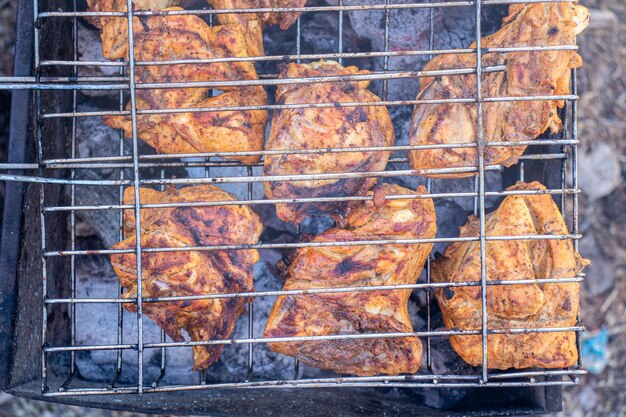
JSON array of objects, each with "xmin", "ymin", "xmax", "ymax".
[{"xmin": 0, "ymin": 0, "xmax": 585, "ymax": 397}]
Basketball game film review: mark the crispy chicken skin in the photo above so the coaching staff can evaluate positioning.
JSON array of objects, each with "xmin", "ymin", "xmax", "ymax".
[
  {"xmin": 86, "ymin": 0, "xmax": 183, "ymax": 60},
  {"xmin": 206, "ymin": 0, "xmax": 308, "ymax": 56},
  {"xmin": 100, "ymin": 8, "xmax": 269, "ymax": 165},
  {"xmin": 432, "ymin": 181, "xmax": 589, "ymax": 369},
  {"xmin": 264, "ymin": 60, "xmax": 395, "ymax": 224},
  {"xmin": 110, "ymin": 185, "xmax": 263, "ymax": 370},
  {"xmin": 264, "ymin": 184, "xmax": 436, "ymax": 376},
  {"xmin": 409, "ymin": 3, "xmax": 590, "ymax": 178}
]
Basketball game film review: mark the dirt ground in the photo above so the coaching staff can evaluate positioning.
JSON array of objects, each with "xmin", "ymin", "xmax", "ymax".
[{"xmin": 0, "ymin": 1, "xmax": 625, "ymax": 416}]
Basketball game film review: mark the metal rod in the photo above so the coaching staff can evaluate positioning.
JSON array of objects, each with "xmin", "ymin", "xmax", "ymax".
[
  {"xmin": 43, "ymin": 233, "xmax": 583, "ymax": 258},
  {"xmin": 43, "ymin": 276, "xmax": 585, "ymax": 304},
  {"xmin": 35, "ymin": 0, "xmax": 578, "ymax": 20},
  {"xmin": 123, "ymin": 0, "xmax": 144, "ymax": 393},
  {"xmin": 41, "ymin": 188, "xmax": 580, "ymax": 214},
  {"xmin": 474, "ymin": 0, "xmax": 489, "ymax": 384},
  {"xmin": 35, "ymin": 44, "xmax": 577, "ymax": 68},
  {"xmin": 42, "ymin": 325, "xmax": 585, "ymax": 353}
]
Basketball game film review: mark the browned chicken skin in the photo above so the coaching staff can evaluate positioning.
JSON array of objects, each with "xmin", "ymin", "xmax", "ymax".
[
  {"xmin": 432, "ymin": 181, "xmax": 589, "ymax": 369},
  {"xmin": 206, "ymin": 0, "xmax": 308, "ymax": 57},
  {"xmin": 264, "ymin": 60, "xmax": 395, "ymax": 224},
  {"xmin": 86, "ymin": 0, "xmax": 183, "ymax": 60},
  {"xmin": 264, "ymin": 184, "xmax": 436, "ymax": 376},
  {"xmin": 94, "ymin": 7, "xmax": 268, "ymax": 164},
  {"xmin": 409, "ymin": 3, "xmax": 589, "ymax": 178},
  {"xmin": 110, "ymin": 185, "xmax": 263, "ymax": 370}
]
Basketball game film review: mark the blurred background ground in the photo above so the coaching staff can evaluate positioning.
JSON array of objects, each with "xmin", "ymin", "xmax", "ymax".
[{"xmin": 0, "ymin": 1, "xmax": 624, "ymax": 416}]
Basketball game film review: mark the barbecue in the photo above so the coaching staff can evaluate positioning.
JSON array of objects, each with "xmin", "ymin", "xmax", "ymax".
[{"xmin": 0, "ymin": 0, "xmax": 588, "ymax": 415}]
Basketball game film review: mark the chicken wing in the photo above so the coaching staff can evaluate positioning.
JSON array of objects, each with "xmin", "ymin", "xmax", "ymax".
[
  {"xmin": 100, "ymin": 8, "xmax": 269, "ymax": 165},
  {"xmin": 264, "ymin": 184, "xmax": 436, "ymax": 376},
  {"xmin": 409, "ymin": 3, "xmax": 589, "ymax": 178},
  {"xmin": 206, "ymin": 0, "xmax": 308, "ymax": 56},
  {"xmin": 432, "ymin": 181, "xmax": 589, "ymax": 369},
  {"xmin": 86, "ymin": 0, "xmax": 183, "ymax": 60},
  {"xmin": 264, "ymin": 60, "xmax": 395, "ymax": 224},
  {"xmin": 110, "ymin": 185, "xmax": 263, "ymax": 370}
]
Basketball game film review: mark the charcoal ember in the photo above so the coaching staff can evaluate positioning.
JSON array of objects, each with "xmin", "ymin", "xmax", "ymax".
[
  {"xmin": 77, "ymin": 23, "xmax": 121, "ymax": 98},
  {"xmin": 412, "ymin": 311, "xmax": 476, "ymax": 409},
  {"xmin": 325, "ymin": 0, "xmax": 508, "ymax": 100},
  {"xmin": 431, "ymin": 171, "xmax": 504, "ymax": 212},
  {"xmin": 74, "ymin": 250, "xmax": 197, "ymax": 386},
  {"xmin": 73, "ymin": 248, "xmax": 308, "ymax": 384},
  {"xmin": 204, "ymin": 249, "xmax": 319, "ymax": 382}
]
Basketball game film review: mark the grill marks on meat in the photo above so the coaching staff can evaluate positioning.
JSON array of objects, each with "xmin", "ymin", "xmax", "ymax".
[
  {"xmin": 205, "ymin": 0, "xmax": 308, "ymax": 57},
  {"xmin": 432, "ymin": 181, "xmax": 589, "ymax": 369},
  {"xmin": 264, "ymin": 60, "xmax": 395, "ymax": 224},
  {"xmin": 408, "ymin": 3, "xmax": 590, "ymax": 178},
  {"xmin": 95, "ymin": 7, "xmax": 268, "ymax": 165},
  {"xmin": 109, "ymin": 186, "xmax": 263, "ymax": 370},
  {"xmin": 264, "ymin": 184, "xmax": 436, "ymax": 376}
]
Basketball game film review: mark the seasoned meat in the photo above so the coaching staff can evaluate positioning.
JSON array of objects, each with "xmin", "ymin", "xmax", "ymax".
[
  {"xmin": 264, "ymin": 184, "xmax": 436, "ymax": 376},
  {"xmin": 110, "ymin": 185, "xmax": 263, "ymax": 370},
  {"xmin": 264, "ymin": 60, "xmax": 395, "ymax": 224},
  {"xmin": 101, "ymin": 8, "xmax": 269, "ymax": 165},
  {"xmin": 409, "ymin": 3, "xmax": 590, "ymax": 178},
  {"xmin": 432, "ymin": 181, "xmax": 589, "ymax": 369},
  {"xmin": 206, "ymin": 0, "xmax": 308, "ymax": 56},
  {"xmin": 86, "ymin": 0, "xmax": 183, "ymax": 60}
]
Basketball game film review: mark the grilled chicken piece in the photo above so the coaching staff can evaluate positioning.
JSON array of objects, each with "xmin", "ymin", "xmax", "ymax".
[
  {"xmin": 206, "ymin": 0, "xmax": 308, "ymax": 56},
  {"xmin": 409, "ymin": 3, "xmax": 590, "ymax": 178},
  {"xmin": 86, "ymin": 0, "xmax": 183, "ymax": 60},
  {"xmin": 264, "ymin": 60, "xmax": 395, "ymax": 224},
  {"xmin": 432, "ymin": 181, "xmax": 589, "ymax": 369},
  {"xmin": 101, "ymin": 8, "xmax": 269, "ymax": 165},
  {"xmin": 264, "ymin": 184, "xmax": 436, "ymax": 376},
  {"xmin": 110, "ymin": 185, "xmax": 263, "ymax": 370}
]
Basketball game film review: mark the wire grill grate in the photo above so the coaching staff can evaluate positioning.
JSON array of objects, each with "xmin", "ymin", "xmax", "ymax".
[{"xmin": 0, "ymin": 0, "xmax": 584, "ymax": 399}]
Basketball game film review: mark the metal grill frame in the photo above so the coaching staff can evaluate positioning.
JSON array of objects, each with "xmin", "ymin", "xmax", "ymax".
[{"xmin": 0, "ymin": 0, "xmax": 585, "ymax": 410}]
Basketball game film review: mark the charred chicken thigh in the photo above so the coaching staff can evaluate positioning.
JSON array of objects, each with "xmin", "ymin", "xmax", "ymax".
[
  {"xmin": 110, "ymin": 185, "xmax": 263, "ymax": 370},
  {"xmin": 264, "ymin": 184, "xmax": 436, "ymax": 376},
  {"xmin": 101, "ymin": 8, "xmax": 269, "ymax": 165},
  {"xmin": 432, "ymin": 181, "xmax": 589, "ymax": 369},
  {"xmin": 264, "ymin": 60, "xmax": 395, "ymax": 224},
  {"xmin": 409, "ymin": 2, "xmax": 589, "ymax": 178}
]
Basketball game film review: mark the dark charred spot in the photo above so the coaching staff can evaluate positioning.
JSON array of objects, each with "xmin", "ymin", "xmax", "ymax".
[
  {"xmin": 444, "ymin": 287, "xmax": 455, "ymax": 300},
  {"xmin": 343, "ymin": 84, "xmax": 356, "ymax": 94},
  {"xmin": 548, "ymin": 27, "xmax": 559, "ymax": 36},
  {"xmin": 242, "ymin": 121, "xmax": 252, "ymax": 129},
  {"xmin": 138, "ymin": 16, "xmax": 150, "ymax": 32},
  {"xmin": 346, "ymin": 109, "xmax": 368, "ymax": 124},
  {"xmin": 562, "ymin": 297, "xmax": 571, "ymax": 312},
  {"xmin": 334, "ymin": 258, "xmax": 368, "ymax": 275},
  {"xmin": 182, "ymin": 300, "xmax": 192, "ymax": 308}
]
